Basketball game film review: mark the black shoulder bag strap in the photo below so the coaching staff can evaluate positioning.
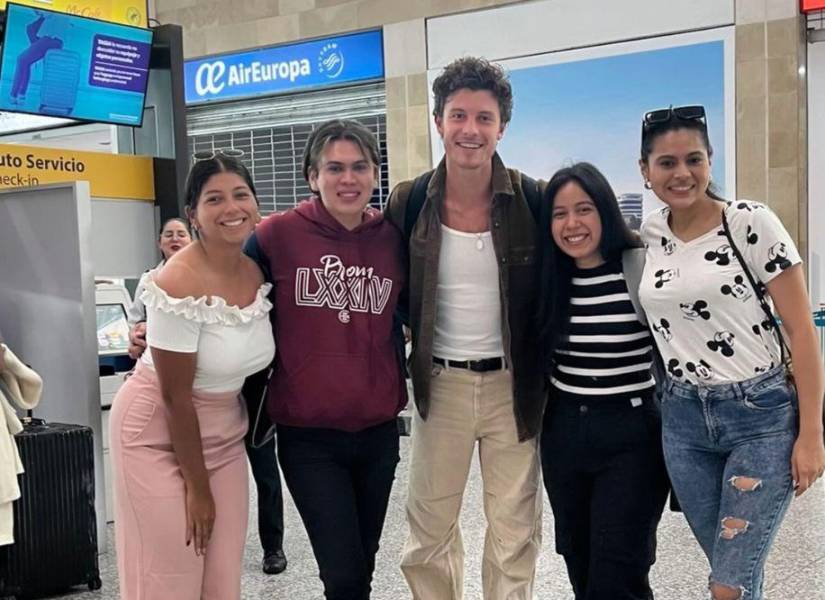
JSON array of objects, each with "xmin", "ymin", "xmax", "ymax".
[
  {"xmin": 720, "ymin": 209, "xmax": 791, "ymax": 366},
  {"xmin": 404, "ymin": 171, "xmax": 434, "ymax": 241}
]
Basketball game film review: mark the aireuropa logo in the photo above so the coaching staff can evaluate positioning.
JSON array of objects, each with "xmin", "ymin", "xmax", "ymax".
[
  {"xmin": 318, "ymin": 43, "xmax": 345, "ymax": 79},
  {"xmin": 193, "ymin": 57, "xmax": 312, "ymax": 98},
  {"xmin": 195, "ymin": 61, "xmax": 227, "ymax": 96}
]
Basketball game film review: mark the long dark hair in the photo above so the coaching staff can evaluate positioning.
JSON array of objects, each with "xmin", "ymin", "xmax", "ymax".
[{"xmin": 538, "ymin": 162, "xmax": 641, "ymax": 361}]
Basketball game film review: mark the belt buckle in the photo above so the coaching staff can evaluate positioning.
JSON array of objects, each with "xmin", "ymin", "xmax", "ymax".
[{"xmin": 469, "ymin": 357, "xmax": 500, "ymax": 372}]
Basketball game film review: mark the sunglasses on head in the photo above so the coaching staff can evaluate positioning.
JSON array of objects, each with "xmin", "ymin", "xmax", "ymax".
[
  {"xmin": 642, "ymin": 105, "xmax": 706, "ymax": 131},
  {"xmin": 192, "ymin": 148, "xmax": 245, "ymax": 162}
]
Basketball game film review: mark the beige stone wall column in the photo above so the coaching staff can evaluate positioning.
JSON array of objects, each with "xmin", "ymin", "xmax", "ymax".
[
  {"xmin": 383, "ymin": 19, "xmax": 432, "ymax": 186},
  {"xmin": 736, "ymin": 0, "xmax": 808, "ymax": 255},
  {"xmin": 158, "ymin": 1, "xmax": 522, "ymax": 63}
]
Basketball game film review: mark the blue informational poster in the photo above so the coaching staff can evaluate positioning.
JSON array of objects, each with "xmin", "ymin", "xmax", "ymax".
[
  {"xmin": 184, "ymin": 30, "xmax": 384, "ymax": 105},
  {"xmin": 0, "ymin": 3, "xmax": 153, "ymax": 126}
]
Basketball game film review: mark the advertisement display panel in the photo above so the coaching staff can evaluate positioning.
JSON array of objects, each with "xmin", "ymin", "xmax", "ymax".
[
  {"xmin": 428, "ymin": 28, "xmax": 734, "ymax": 226},
  {"xmin": 0, "ymin": 0, "xmax": 148, "ymax": 26},
  {"xmin": 184, "ymin": 29, "xmax": 384, "ymax": 105},
  {"xmin": 0, "ymin": 3, "xmax": 153, "ymax": 126}
]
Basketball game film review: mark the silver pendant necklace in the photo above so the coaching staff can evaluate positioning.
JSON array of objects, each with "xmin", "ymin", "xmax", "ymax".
[{"xmin": 475, "ymin": 234, "xmax": 484, "ymax": 251}]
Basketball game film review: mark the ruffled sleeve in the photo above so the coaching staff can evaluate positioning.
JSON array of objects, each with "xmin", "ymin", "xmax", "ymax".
[{"xmin": 141, "ymin": 277, "xmax": 273, "ymax": 353}]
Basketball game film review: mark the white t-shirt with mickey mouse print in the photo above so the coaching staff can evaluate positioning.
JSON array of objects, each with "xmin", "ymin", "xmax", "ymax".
[{"xmin": 639, "ymin": 199, "xmax": 801, "ymax": 385}]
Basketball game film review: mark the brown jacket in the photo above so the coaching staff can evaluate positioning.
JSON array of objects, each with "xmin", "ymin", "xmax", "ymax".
[{"xmin": 385, "ymin": 154, "xmax": 546, "ymax": 441}]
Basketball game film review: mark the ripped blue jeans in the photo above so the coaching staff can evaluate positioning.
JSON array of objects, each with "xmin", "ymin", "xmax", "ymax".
[{"xmin": 661, "ymin": 366, "xmax": 797, "ymax": 600}]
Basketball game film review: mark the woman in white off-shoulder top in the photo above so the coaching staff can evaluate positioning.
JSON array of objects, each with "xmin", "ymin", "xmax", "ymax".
[{"xmin": 109, "ymin": 154, "xmax": 275, "ymax": 600}]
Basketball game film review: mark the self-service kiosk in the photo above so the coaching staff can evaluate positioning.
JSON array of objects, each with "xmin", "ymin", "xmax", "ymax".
[{"xmin": 95, "ymin": 281, "xmax": 135, "ymax": 522}]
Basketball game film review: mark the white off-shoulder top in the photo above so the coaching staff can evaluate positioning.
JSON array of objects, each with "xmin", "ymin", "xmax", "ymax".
[{"xmin": 140, "ymin": 277, "xmax": 275, "ymax": 393}]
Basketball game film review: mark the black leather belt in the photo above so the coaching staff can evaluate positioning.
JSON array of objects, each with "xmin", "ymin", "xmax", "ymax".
[{"xmin": 432, "ymin": 356, "xmax": 505, "ymax": 372}]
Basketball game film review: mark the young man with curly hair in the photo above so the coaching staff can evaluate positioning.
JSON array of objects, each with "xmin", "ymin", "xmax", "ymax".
[{"xmin": 386, "ymin": 56, "xmax": 545, "ymax": 600}]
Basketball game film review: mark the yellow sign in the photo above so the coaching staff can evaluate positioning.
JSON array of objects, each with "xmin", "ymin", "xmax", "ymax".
[
  {"xmin": 0, "ymin": 0, "xmax": 148, "ymax": 27},
  {"xmin": 0, "ymin": 143, "xmax": 154, "ymax": 201}
]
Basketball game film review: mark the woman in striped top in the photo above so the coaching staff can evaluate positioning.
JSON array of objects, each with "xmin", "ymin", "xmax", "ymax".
[{"xmin": 538, "ymin": 162, "xmax": 669, "ymax": 600}]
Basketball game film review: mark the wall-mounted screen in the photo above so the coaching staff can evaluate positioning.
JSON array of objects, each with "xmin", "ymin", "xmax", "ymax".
[
  {"xmin": 0, "ymin": 3, "xmax": 153, "ymax": 126},
  {"xmin": 96, "ymin": 303, "xmax": 129, "ymax": 355}
]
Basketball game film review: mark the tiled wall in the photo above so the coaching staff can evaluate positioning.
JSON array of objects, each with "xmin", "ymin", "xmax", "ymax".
[
  {"xmin": 155, "ymin": 0, "xmax": 521, "ymax": 59},
  {"xmin": 385, "ymin": 70, "xmax": 432, "ymax": 185},
  {"xmin": 735, "ymin": 0, "xmax": 807, "ymax": 254},
  {"xmin": 155, "ymin": 0, "xmax": 521, "ymax": 186},
  {"xmin": 158, "ymin": 0, "xmax": 810, "ymax": 249},
  {"xmin": 383, "ymin": 18, "xmax": 430, "ymax": 185}
]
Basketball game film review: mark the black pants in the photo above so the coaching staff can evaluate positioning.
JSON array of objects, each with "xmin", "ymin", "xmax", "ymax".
[
  {"xmin": 541, "ymin": 396, "xmax": 669, "ymax": 600},
  {"xmin": 278, "ymin": 420, "xmax": 400, "ymax": 600},
  {"xmin": 245, "ymin": 435, "xmax": 285, "ymax": 553}
]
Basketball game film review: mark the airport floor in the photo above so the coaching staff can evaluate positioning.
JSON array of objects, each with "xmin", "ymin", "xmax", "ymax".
[{"xmin": 56, "ymin": 435, "xmax": 825, "ymax": 600}]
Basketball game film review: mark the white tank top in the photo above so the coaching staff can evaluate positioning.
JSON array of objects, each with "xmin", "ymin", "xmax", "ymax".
[{"xmin": 432, "ymin": 224, "xmax": 503, "ymax": 360}]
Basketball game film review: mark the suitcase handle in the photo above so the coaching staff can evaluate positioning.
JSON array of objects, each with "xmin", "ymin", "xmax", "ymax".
[{"xmin": 22, "ymin": 410, "xmax": 45, "ymax": 427}]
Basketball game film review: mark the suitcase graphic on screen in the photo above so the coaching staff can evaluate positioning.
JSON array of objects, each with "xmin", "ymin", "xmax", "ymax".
[
  {"xmin": 0, "ymin": 420, "xmax": 101, "ymax": 598},
  {"xmin": 38, "ymin": 49, "xmax": 81, "ymax": 117}
]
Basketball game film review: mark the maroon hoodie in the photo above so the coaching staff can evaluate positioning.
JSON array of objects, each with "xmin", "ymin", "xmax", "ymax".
[{"xmin": 251, "ymin": 197, "xmax": 407, "ymax": 432}]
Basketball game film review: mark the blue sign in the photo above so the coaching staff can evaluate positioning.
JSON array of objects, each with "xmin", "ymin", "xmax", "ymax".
[
  {"xmin": 0, "ymin": 3, "xmax": 153, "ymax": 126},
  {"xmin": 184, "ymin": 30, "xmax": 384, "ymax": 105}
]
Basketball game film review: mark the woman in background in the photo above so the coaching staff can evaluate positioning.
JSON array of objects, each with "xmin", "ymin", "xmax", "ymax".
[{"xmin": 127, "ymin": 218, "xmax": 192, "ymax": 360}]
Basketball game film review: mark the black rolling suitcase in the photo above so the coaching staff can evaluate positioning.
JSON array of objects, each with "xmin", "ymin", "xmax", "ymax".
[{"xmin": 0, "ymin": 419, "xmax": 101, "ymax": 599}]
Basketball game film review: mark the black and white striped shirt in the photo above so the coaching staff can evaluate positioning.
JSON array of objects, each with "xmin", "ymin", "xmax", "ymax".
[{"xmin": 550, "ymin": 260, "xmax": 655, "ymax": 403}]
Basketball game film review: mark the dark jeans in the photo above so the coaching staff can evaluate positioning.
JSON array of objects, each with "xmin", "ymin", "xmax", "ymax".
[
  {"xmin": 278, "ymin": 420, "xmax": 400, "ymax": 600},
  {"xmin": 245, "ymin": 435, "xmax": 284, "ymax": 553},
  {"xmin": 541, "ymin": 395, "xmax": 669, "ymax": 600}
]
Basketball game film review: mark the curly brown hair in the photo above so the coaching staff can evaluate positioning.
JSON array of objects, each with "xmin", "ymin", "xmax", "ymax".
[{"xmin": 432, "ymin": 56, "xmax": 513, "ymax": 125}]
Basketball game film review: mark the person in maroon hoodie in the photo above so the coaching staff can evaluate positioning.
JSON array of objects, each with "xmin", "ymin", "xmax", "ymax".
[{"xmin": 244, "ymin": 119, "xmax": 406, "ymax": 600}]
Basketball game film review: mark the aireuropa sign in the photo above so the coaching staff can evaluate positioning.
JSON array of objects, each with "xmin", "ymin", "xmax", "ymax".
[{"xmin": 184, "ymin": 30, "xmax": 384, "ymax": 105}]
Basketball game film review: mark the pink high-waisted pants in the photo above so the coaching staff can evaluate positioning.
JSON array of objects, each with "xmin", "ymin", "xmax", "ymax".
[{"xmin": 109, "ymin": 363, "xmax": 249, "ymax": 600}]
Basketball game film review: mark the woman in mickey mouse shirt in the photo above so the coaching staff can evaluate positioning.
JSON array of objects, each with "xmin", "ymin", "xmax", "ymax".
[{"xmin": 638, "ymin": 105, "xmax": 825, "ymax": 600}]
